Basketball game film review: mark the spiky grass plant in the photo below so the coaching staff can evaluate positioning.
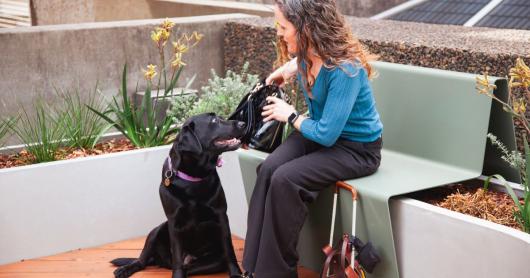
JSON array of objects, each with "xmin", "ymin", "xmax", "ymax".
[
  {"xmin": 8, "ymin": 99, "xmax": 65, "ymax": 163},
  {"xmin": 88, "ymin": 65, "xmax": 182, "ymax": 147},
  {"xmin": 0, "ymin": 117, "xmax": 16, "ymax": 148},
  {"xmin": 56, "ymin": 86, "xmax": 111, "ymax": 149}
]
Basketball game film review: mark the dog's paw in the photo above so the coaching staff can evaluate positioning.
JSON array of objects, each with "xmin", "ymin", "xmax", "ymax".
[
  {"xmin": 113, "ymin": 266, "xmax": 132, "ymax": 278},
  {"xmin": 113, "ymin": 261, "xmax": 143, "ymax": 278}
]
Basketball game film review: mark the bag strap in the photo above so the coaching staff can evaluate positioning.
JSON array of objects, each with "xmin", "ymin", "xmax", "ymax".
[{"xmin": 321, "ymin": 248, "xmax": 348, "ymax": 278}]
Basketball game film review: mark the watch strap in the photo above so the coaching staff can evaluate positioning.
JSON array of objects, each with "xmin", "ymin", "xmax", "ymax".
[{"xmin": 288, "ymin": 112, "xmax": 299, "ymax": 126}]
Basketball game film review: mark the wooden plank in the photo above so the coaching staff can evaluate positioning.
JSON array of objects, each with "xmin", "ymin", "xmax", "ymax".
[
  {"xmin": 0, "ymin": 236, "xmax": 318, "ymax": 277},
  {"xmin": 91, "ymin": 237, "xmax": 146, "ymax": 250},
  {"xmin": 0, "ymin": 6, "xmax": 28, "ymax": 14},
  {"xmin": 37, "ymin": 249, "xmax": 142, "ymax": 262},
  {"xmin": 0, "ymin": 9, "xmax": 30, "ymax": 16},
  {"xmin": 0, "ymin": 14, "xmax": 30, "ymax": 21},
  {"xmin": 0, "ymin": 0, "xmax": 29, "ymax": 28},
  {"xmin": 0, "ymin": 17, "xmax": 30, "ymax": 26},
  {"xmin": 0, "ymin": 0, "xmax": 28, "ymax": 6}
]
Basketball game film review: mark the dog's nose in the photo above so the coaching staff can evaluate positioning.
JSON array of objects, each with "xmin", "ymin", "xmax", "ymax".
[{"xmin": 237, "ymin": 121, "xmax": 246, "ymax": 129}]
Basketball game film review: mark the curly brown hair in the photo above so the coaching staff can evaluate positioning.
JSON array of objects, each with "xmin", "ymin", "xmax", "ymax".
[{"xmin": 274, "ymin": 0, "xmax": 377, "ymax": 97}]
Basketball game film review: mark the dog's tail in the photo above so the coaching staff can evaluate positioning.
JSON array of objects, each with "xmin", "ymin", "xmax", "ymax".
[{"xmin": 110, "ymin": 257, "xmax": 137, "ymax": 266}]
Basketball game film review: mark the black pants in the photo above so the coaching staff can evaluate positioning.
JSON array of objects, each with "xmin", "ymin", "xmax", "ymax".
[{"xmin": 242, "ymin": 131, "xmax": 382, "ymax": 278}]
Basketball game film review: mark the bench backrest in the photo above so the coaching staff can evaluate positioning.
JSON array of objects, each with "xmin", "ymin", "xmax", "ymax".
[{"xmin": 370, "ymin": 61, "xmax": 492, "ymax": 173}]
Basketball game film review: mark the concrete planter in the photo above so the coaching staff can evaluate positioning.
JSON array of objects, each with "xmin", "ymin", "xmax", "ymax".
[
  {"xmin": 391, "ymin": 197, "xmax": 530, "ymax": 278},
  {"xmin": 0, "ymin": 145, "xmax": 248, "ymax": 265},
  {"xmin": 0, "ymin": 146, "xmax": 169, "ymax": 265}
]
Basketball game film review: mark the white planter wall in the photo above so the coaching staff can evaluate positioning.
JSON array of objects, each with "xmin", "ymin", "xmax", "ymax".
[
  {"xmin": 0, "ymin": 146, "xmax": 248, "ymax": 265},
  {"xmin": 216, "ymin": 151, "xmax": 248, "ymax": 238},
  {"xmin": 391, "ymin": 198, "xmax": 530, "ymax": 278}
]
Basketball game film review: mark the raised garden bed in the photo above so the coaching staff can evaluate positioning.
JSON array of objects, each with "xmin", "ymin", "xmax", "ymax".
[
  {"xmin": 0, "ymin": 138, "xmax": 136, "ymax": 169},
  {"xmin": 391, "ymin": 178, "xmax": 530, "ymax": 278},
  {"xmin": 410, "ymin": 179, "xmax": 524, "ymax": 231}
]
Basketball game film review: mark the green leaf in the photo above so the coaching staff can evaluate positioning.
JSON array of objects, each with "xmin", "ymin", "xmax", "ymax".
[
  {"xmin": 523, "ymin": 135, "xmax": 530, "ymax": 191},
  {"xmin": 492, "ymin": 174, "xmax": 524, "ymax": 213},
  {"xmin": 87, "ymin": 105, "xmax": 125, "ymax": 135},
  {"xmin": 165, "ymin": 66, "xmax": 183, "ymax": 95},
  {"xmin": 483, "ymin": 175, "xmax": 493, "ymax": 191}
]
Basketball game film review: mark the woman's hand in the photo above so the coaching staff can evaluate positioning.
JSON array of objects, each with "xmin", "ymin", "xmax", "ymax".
[
  {"xmin": 265, "ymin": 58, "xmax": 298, "ymax": 85},
  {"xmin": 265, "ymin": 67, "xmax": 285, "ymax": 86},
  {"xmin": 262, "ymin": 96, "xmax": 296, "ymax": 123}
]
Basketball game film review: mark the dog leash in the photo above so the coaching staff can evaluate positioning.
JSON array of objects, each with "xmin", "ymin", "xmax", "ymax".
[{"xmin": 164, "ymin": 155, "xmax": 224, "ymax": 186}]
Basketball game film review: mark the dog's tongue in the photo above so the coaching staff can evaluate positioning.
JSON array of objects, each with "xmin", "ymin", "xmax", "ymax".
[{"xmin": 216, "ymin": 156, "xmax": 224, "ymax": 167}]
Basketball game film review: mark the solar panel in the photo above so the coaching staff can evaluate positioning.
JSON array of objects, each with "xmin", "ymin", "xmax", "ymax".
[
  {"xmin": 389, "ymin": 0, "xmax": 490, "ymax": 25},
  {"xmin": 476, "ymin": 0, "xmax": 530, "ymax": 30}
]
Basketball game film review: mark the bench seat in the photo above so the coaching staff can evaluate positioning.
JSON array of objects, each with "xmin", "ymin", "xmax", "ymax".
[{"xmin": 237, "ymin": 147, "xmax": 480, "ymax": 277}]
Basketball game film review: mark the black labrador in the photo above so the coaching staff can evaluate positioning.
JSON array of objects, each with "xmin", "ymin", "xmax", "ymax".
[{"xmin": 111, "ymin": 113, "xmax": 246, "ymax": 278}]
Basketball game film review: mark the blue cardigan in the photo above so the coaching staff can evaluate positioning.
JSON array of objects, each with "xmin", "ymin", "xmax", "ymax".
[{"xmin": 298, "ymin": 62, "xmax": 383, "ymax": 147}]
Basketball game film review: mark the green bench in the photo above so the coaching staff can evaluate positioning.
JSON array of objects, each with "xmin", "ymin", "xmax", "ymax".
[{"xmin": 237, "ymin": 61, "xmax": 513, "ymax": 278}]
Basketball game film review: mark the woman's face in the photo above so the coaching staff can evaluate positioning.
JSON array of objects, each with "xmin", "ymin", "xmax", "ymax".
[{"xmin": 274, "ymin": 5, "xmax": 298, "ymax": 54}]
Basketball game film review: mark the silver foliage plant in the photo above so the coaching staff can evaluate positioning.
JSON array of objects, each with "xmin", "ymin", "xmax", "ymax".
[
  {"xmin": 169, "ymin": 62, "xmax": 259, "ymax": 125},
  {"xmin": 487, "ymin": 133, "xmax": 525, "ymax": 170}
]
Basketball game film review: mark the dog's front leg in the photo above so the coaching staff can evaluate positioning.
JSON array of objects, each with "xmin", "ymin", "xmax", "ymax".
[
  {"xmin": 218, "ymin": 213, "xmax": 242, "ymax": 277},
  {"xmin": 160, "ymin": 188, "xmax": 187, "ymax": 278},
  {"xmin": 167, "ymin": 218, "xmax": 187, "ymax": 278}
]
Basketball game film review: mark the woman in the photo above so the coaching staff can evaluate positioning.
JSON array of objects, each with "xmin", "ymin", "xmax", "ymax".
[{"xmin": 242, "ymin": 1, "xmax": 383, "ymax": 277}]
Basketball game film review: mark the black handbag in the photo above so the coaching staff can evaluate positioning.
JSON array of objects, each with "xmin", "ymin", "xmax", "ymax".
[{"xmin": 228, "ymin": 80, "xmax": 287, "ymax": 153}]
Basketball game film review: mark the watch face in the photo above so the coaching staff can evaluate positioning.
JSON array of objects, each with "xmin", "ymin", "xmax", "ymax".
[{"xmin": 288, "ymin": 112, "xmax": 297, "ymax": 124}]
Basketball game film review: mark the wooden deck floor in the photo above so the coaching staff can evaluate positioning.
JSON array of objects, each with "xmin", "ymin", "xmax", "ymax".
[{"xmin": 0, "ymin": 236, "xmax": 319, "ymax": 278}]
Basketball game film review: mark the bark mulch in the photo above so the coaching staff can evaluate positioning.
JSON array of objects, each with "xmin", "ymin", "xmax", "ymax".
[
  {"xmin": 413, "ymin": 183, "xmax": 523, "ymax": 231},
  {"xmin": 0, "ymin": 138, "xmax": 137, "ymax": 169}
]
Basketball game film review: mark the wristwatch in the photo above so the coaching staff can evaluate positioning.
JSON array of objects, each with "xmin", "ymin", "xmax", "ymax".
[{"xmin": 288, "ymin": 111, "xmax": 299, "ymax": 126}]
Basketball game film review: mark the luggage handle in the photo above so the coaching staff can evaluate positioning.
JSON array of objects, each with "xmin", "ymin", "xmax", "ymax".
[{"xmin": 328, "ymin": 181, "xmax": 358, "ymax": 266}]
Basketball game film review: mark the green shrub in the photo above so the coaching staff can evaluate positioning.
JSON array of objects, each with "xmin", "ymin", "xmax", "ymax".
[
  {"xmin": 170, "ymin": 62, "xmax": 259, "ymax": 124},
  {"xmin": 168, "ymin": 90, "xmax": 198, "ymax": 126}
]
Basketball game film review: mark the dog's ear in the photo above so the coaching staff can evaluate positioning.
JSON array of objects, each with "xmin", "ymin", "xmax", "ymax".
[
  {"xmin": 168, "ymin": 146, "xmax": 181, "ymax": 170},
  {"xmin": 178, "ymin": 122, "xmax": 203, "ymax": 154}
]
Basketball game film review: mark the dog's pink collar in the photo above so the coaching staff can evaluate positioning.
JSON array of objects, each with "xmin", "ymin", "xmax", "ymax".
[
  {"xmin": 176, "ymin": 170, "xmax": 203, "ymax": 182},
  {"xmin": 165, "ymin": 156, "xmax": 224, "ymax": 184}
]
